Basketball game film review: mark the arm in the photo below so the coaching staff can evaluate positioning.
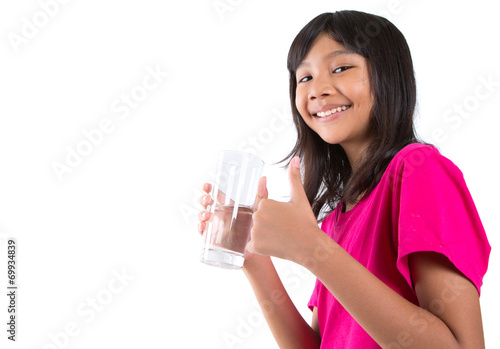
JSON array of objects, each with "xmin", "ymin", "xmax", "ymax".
[
  {"xmin": 311, "ymin": 307, "xmax": 320, "ymax": 339},
  {"xmin": 409, "ymin": 251, "xmax": 484, "ymax": 348},
  {"xmin": 294, "ymin": 229, "xmax": 484, "ymax": 348},
  {"xmin": 243, "ymin": 255, "xmax": 321, "ymax": 349},
  {"xmin": 247, "ymin": 157, "xmax": 485, "ymax": 348},
  {"xmin": 200, "ymin": 177, "xmax": 320, "ymax": 348}
]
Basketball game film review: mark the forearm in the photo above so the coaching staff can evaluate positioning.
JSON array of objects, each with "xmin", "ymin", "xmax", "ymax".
[
  {"xmin": 296, "ymin": 229, "xmax": 462, "ymax": 349},
  {"xmin": 243, "ymin": 255, "xmax": 321, "ymax": 349}
]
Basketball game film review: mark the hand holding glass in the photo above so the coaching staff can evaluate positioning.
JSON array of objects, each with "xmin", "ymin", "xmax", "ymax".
[{"xmin": 200, "ymin": 151, "xmax": 264, "ymax": 270}]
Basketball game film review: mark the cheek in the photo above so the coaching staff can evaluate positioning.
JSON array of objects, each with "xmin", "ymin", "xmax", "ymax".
[
  {"xmin": 294, "ymin": 96, "xmax": 311, "ymax": 127},
  {"xmin": 359, "ymin": 75, "xmax": 373, "ymax": 107},
  {"xmin": 349, "ymin": 83, "xmax": 371, "ymax": 110},
  {"xmin": 295, "ymin": 93, "xmax": 307, "ymax": 115}
]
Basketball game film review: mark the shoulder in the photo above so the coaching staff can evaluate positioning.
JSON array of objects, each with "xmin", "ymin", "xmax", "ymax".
[
  {"xmin": 391, "ymin": 143, "xmax": 442, "ymax": 169},
  {"xmin": 385, "ymin": 143, "xmax": 464, "ymax": 183}
]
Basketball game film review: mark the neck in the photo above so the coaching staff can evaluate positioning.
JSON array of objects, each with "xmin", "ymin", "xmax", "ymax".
[{"xmin": 341, "ymin": 141, "xmax": 370, "ymax": 171}]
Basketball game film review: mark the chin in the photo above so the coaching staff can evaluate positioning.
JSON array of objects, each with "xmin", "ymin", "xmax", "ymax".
[{"xmin": 316, "ymin": 133, "xmax": 343, "ymax": 145}]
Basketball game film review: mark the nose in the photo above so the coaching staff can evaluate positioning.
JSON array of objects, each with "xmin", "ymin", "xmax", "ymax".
[{"xmin": 308, "ymin": 75, "xmax": 335, "ymax": 101}]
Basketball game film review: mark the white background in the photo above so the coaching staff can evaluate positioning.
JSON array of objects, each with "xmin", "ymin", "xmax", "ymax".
[{"xmin": 0, "ymin": 0, "xmax": 499, "ymax": 348}]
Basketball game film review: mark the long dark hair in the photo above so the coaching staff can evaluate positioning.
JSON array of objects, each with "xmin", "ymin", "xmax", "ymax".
[{"xmin": 283, "ymin": 10, "xmax": 422, "ymax": 220}]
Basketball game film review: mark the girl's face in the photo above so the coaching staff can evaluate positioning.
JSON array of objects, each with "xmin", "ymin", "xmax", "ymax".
[{"xmin": 295, "ymin": 32, "xmax": 373, "ymax": 163}]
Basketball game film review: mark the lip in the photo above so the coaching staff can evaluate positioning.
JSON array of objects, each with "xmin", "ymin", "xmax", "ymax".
[{"xmin": 311, "ymin": 104, "xmax": 351, "ymax": 122}]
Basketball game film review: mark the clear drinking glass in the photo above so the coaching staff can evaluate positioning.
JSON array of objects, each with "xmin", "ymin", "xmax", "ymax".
[{"xmin": 200, "ymin": 150, "xmax": 264, "ymax": 270}]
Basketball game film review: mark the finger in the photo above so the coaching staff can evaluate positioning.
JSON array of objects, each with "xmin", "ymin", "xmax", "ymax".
[
  {"xmin": 198, "ymin": 210, "xmax": 211, "ymax": 222},
  {"xmin": 197, "ymin": 221, "xmax": 206, "ymax": 235},
  {"xmin": 253, "ymin": 176, "xmax": 268, "ymax": 209},
  {"xmin": 200, "ymin": 194, "xmax": 214, "ymax": 208},
  {"xmin": 203, "ymin": 182, "xmax": 212, "ymax": 194},
  {"xmin": 216, "ymin": 190, "xmax": 229, "ymax": 206},
  {"xmin": 288, "ymin": 156, "xmax": 308, "ymax": 203}
]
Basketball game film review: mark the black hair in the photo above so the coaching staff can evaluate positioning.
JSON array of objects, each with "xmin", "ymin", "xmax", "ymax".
[{"xmin": 283, "ymin": 10, "xmax": 422, "ymax": 219}]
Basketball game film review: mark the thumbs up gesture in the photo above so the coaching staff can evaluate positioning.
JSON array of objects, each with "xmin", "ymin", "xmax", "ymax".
[{"xmin": 246, "ymin": 157, "xmax": 321, "ymax": 262}]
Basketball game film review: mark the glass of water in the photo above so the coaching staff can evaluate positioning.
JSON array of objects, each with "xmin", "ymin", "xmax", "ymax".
[{"xmin": 200, "ymin": 150, "xmax": 264, "ymax": 270}]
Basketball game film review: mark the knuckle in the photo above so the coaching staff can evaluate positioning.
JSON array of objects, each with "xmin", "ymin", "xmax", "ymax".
[
  {"xmin": 252, "ymin": 210, "xmax": 262, "ymax": 224},
  {"xmin": 249, "ymin": 226, "xmax": 259, "ymax": 242},
  {"xmin": 198, "ymin": 211, "xmax": 205, "ymax": 221},
  {"xmin": 198, "ymin": 210, "xmax": 211, "ymax": 222},
  {"xmin": 255, "ymin": 208, "xmax": 261, "ymax": 216},
  {"xmin": 258, "ymin": 198, "xmax": 269, "ymax": 210},
  {"xmin": 252, "ymin": 238, "xmax": 264, "ymax": 253},
  {"xmin": 200, "ymin": 195, "xmax": 213, "ymax": 208}
]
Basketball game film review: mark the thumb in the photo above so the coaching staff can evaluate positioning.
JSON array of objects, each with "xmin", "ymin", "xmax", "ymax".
[
  {"xmin": 253, "ymin": 176, "xmax": 268, "ymax": 209},
  {"xmin": 289, "ymin": 156, "xmax": 307, "ymax": 203}
]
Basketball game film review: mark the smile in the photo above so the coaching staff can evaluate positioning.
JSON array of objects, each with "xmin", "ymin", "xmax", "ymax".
[{"xmin": 314, "ymin": 105, "xmax": 351, "ymax": 118}]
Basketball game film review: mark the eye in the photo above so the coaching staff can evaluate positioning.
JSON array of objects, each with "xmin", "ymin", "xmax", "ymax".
[
  {"xmin": 298, "ymin": 75, "xmax": 312, "ymax": 83},
  {"xmin": 333, "ymin": 66, "xmax": 351, "ymax": 73}
]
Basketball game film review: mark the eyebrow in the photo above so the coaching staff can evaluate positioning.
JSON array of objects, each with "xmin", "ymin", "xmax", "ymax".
[{"xmin": 297, "ymin": 49, "xmax": 356, "ymax": 70}]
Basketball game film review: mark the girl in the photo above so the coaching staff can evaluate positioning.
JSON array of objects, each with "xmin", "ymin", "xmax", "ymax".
[{"xmin": 197, "ymin": 11, "xmax": 490, "ymax": 348}]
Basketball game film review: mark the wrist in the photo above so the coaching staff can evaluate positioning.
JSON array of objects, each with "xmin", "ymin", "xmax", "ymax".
[
  {"xmin": 292, "ymin": 227, "xmax": 339, "ymax": 272},
  {"xmin": 243, "ymin": 254, "xmax": 272, "ymax": 274}
]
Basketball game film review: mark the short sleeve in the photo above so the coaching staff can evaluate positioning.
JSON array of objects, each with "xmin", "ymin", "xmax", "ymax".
[
  {"xmin": 308, "ymin": 278, "xmax": 320, "ymax": 311},
  {"xmin": 394, "ymin": 145, "xmax": 491, "ymax": 295}
]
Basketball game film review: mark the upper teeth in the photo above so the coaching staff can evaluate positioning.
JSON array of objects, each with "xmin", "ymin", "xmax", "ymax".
[{"xmin": 316, "ymin": 105, "xmax": 350, "ymax": 117}]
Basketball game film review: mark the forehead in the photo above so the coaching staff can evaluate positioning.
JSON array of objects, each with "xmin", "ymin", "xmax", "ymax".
[
  {"xmin": 298, "ymin": 33, "xmax": 357, "ymax": 69},
  {"xmin": 310, "ymin": 32, "xmax": 348, "ymax": 53}
]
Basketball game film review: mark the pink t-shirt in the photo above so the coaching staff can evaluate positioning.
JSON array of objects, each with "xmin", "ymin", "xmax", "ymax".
[{"xmin": 308, "ymin": 143, "xmax": 491, "ymax": 348}]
